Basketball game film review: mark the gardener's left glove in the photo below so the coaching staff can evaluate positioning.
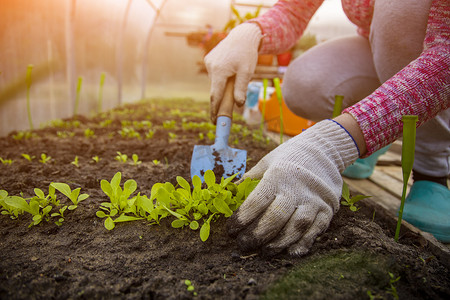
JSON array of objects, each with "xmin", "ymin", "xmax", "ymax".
[{"xmin": 228, "ymin": 119, "xmax": 359, "ymax": 256}]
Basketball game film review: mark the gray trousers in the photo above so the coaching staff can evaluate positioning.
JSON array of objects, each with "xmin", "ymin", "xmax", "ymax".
[{"xmin": 282, "ymin": 0, "xmax": 449, "ymax": 178}]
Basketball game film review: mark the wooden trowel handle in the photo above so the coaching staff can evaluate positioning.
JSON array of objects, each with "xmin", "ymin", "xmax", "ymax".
[{"xmin": 217, "ymin": 76, "xmax": 235, "ymax": 119}]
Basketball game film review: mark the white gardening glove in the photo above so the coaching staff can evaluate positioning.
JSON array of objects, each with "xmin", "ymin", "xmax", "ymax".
[
  {"xmin": 204, "ymin": 23, "xmax": 262, "ymax": 123},
  {"xmin": 228, "ymin": 120, "xmax": 359, "ymax": 256}
]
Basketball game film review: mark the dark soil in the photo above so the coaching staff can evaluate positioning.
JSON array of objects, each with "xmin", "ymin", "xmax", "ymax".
[{"xmin": 0, "ymin": 99, "xmax": 449, "ymax": 300}]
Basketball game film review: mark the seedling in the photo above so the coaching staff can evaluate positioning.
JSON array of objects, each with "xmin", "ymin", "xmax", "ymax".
[
  {"xmin": 21, "ymin": 154, "xmax": 35, "ymax": 162},
  {"xmin": 91, "ymin": 156, "xmax": 101, "ymax": 163},
  {"xmin": 131, "ymin": 154, "xmax": 142, "ymax": 165},
  {"xmin": 273, "ymin": 77, "xmax": 284, "ymax": 143},
  {"xmin": 51, "ymin": 182, "xmax": 89, "ymax": 210},
  {"xmin": 115, "ymin": 151, "xmax": 128, "ymax": 163},
  {"xmin": 168, "ymin": 132, "xmax": 177, "ymax": 142},
  {"xmin": 162, "ymin": 120, "xmax": 176, "ymax": 129},
  {"xmin": 118, "ymin": 127, "xmax": 141, "ymax": 139},
  {"xmin": 74, "ymin": 76, "xmax": 83, "ymax": 116},
  {"xmin": 152, "ymin": 159, "xmax": 160, "ymax": 165},
  {"xmin": 84, "ymin": 128, "xmax": 95, "ymax": 138},
  {"xmin": 395, "ymin": 115, "xmax": 418, "ymax": 242},
  {"xmin": 341, "ymin": 182, "xmax": 371, "ymax": 212},
  {"xmin": 26, "ymin": 64, "xmax": 34, "ymax": 130},
  {"xmin": 97, "ymin": 172, "xmax": 144, "ymax": 230},
  {"xmin": 4, "ymin": 194, "xmax": 52, "ymax": 227},
  {"xmin": 51, "ymin": 205, "xmax": 68, "ymax": 226},
  {"xmin": 39, "ymin": 153, "xmax": 52, "ymax": 164},
  {"xmin": 386, "ymin": 272, "xmax": 400, "ymax": 300},
  {"xmin": 198, "ymin": 132, "xmax": 204, "ymax": 140},
  {"xmin": 99, "ymin": 119, "xmax": 112, "ymax": 127},
  {"xmin": 0, "ymin": 190, "xmax": 20, "ymax": 219},
  {"xmin": 0, "ymin": 157, "xmax": 13, "ymax": 165},
  {"xmin": 57, "ymin": 131, "xmax": 75, "ymax": 138},
  {"xmin": 145, "ymin": 129, "xmax": 155, "ymax": 139},
  {"xmin": 12, "ymin": 131, "xmax": 36, "ymax": 140},
  {"xmin": 184, "ymin": 279, "xmax": 197, "ymax": 296},
  {"xmin": 71, "ymin": 156, "xmax": 79, "ymax": 167}
]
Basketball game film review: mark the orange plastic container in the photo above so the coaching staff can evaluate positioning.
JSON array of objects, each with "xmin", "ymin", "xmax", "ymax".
[{"xmin": 258, "ymin": 91, "xmax": 315, "ymax": 136}]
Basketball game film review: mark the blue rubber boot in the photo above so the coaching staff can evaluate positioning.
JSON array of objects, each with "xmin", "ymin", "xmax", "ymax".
[
  {"xmin": 342, "ymin": 145, "xmax": 390, "ymax": 179},
  {"xmin": 402, "ymin": 181, "xmax": 450, "ymax": 243}
]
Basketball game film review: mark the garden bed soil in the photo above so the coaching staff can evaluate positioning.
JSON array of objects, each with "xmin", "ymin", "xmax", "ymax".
[{"xmin": 0, "ymin": 99, "xmax": 449, "ymax": 300}]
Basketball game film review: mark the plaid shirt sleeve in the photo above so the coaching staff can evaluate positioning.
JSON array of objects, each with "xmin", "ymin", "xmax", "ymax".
[
  {"xmin": 250, "ymin": 0, "xmax": 374, "ymax": 53},
  {"xmin": 249, "ymin": 0, "xmax": 324, "ymax": 54},
  {"xmin": 343, "ymin": 0, "xmax": 450, "ymax": 156}
]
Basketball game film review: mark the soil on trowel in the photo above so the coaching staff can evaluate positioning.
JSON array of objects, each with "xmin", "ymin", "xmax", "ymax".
[{"xmin": 0, "ymin": 99, "xmax": 448, "ymax": 300}]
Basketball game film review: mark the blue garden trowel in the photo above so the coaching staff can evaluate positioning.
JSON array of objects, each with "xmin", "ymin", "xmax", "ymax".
[{"xmin": 190, "ymin": 77, "xmax": 247, "ymax": 182}]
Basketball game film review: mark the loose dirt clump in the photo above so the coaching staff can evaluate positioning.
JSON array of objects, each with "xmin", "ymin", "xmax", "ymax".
[{"xmin": 0, "ymin": 99, "xmax": 448, "ymax": 299}]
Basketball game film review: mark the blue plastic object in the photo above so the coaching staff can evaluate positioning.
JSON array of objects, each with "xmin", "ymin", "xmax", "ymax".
[
  {"xmin": 402, "ymin": 180, "xmax": 450, "ymax": 242},
  {"xmin": 246, "ymin": 82, "xmax": 262, "ymax": 108}
]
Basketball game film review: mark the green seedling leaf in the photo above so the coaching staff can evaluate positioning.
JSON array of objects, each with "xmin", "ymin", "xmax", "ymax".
[
  {"xmin": 176, "ymin": 176, "xmax": 191, "ymax": 194},
  {"xmin": 171, "ymin": 219, "xmax": 188, "ymax": 228},
  {"xmin": 192, "ymin": 175, "xmax": 202, "ymax": 190},
  {"xmin": 221, "ymin": 172, "xmax": 239, "ymax": 188},
  {"xmin": 213, "ymin": 194, "xmax": 233, "ymax": 217},
  {"xmin": 200, "ymin": 214, "xmax": 215, "ymax": 242},
  {"xmin": 34, "ymin": 188, "xmax": 45, "ymax": 200},
  {"xmin": 5, "ymin": 196, "xmax": 36, "ymax": 215},
  {"xmin": 190, "ymin": 220, "xmax": 199, "ymax": 230},
  {"xmin": 114, "ymin": 214, "xmax": 143, "ymax": 223},
  {"xmin": 105, "ymin": 217, "xmax": 115, "ymax": 230},
  {"xmin": 51, "ymin": 183, "xmax": 72, "ymax": 198},
  {"xmin": 204, "ymin": 170, "xmax": 216, "ymax": 187}
]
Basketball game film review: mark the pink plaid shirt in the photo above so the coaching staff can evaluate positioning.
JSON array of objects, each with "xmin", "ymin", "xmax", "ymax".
[{"xmin": 252, "ymin": 0, "xmax": 449, "ymax": 156}]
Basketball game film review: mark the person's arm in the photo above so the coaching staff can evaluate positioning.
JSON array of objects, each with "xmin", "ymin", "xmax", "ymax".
[
  {"xmin": 249, "ymin": 0, "xmax": 324, "ymax": 54},
  {"xmin": 343, "ymin": 0, "xmax": 450, "ymax": 156}
]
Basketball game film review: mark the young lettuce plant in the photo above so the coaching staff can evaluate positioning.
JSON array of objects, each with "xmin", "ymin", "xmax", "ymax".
[
  {"xmin": 71, "ymin": 156, "xmax": 79, "ymax": 167},
  {"xmin": 39, "ymin": 153, "xmax": 51, "ymax": 164},
  {"xmin": 4, "ymin": 194, "xmax": 52, "ymax": 227},
  {"xmin": 131, "ymin": 154, "xmax": 142, "ymax": 165},
  {"xmin": 340, "ymin": 182, "xmax": 371, "ymax": 212},
  {"xmin": 0, "ymin": 190, "xmax": 21, "ymax": 219},
  {"xmin": 115, "ymin": 151, "xmax": 128, "ymax": 163},
  {"xmin": 51, "ymin": 182, "xmax": 89, "ymax": 210},
  {"xmin": 0, "ymin": 157, "xmax": 13, "ymax": 165},
  {"xmin": 21, "ymin": 153, "xmax": 35, "ymax": 162},
  {"xmin": 97, "ymin": 172, "xmax": 146, "ymax": 230},
  {"xmin": 51, "ymin": 205, "xmax": 68, "ymax": 226}
]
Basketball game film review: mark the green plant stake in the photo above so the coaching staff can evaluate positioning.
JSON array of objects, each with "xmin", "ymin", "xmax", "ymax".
[
  {"xmin": 74, "ymin": 76, "xmax": 83, "ymax": 116},
  {"xmin": 332, "ymin": 95, "xmax": 344, "ymax": 118},
  {"xmin": 26, "ymin": 64, "xmax": 34, "ymax": 130},
  {"xmin": 273, "ymin": 77, "xmax": 284, "ymax": 143},
  {"xmin": 395, "ymin": 115, "xmax": 418, "ymax": 242},
  {"xmin": 98, "ymin": 72, "xmax": 106, "ymax": 113},
  {"xmin": 260, "ymin": 78, "xmax": 268, "ymax": 134}
]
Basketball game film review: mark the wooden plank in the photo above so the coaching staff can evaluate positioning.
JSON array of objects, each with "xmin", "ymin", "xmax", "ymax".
[
  {"xmin": 379, "ymin": 165, "xmax": 414, "ymax": 186},
  {"xmin": 377, "ymin": 151, "xmax": 401, "ymax": 166},
  {"xmin": 369, "ymin": 168, "xmax": 411, "ymax": 199}
]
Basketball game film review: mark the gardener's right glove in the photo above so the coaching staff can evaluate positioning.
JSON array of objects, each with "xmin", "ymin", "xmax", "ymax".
[
  {"xmin": 227, "ymin": 120, "xmax": 360, "ymax": 256},
  {"xmin": 204, "ymin": 23, "xmax": 262, "ymax": 123}
]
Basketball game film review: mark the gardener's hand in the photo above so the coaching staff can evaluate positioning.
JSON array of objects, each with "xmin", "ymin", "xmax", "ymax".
[
  {"xmin": 204, "ymin": 23, "xmax": 262, "ymax": 123},
  {"xmin": 227, "ymin": 119, "xmax": 359, "ymax": 256}
]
